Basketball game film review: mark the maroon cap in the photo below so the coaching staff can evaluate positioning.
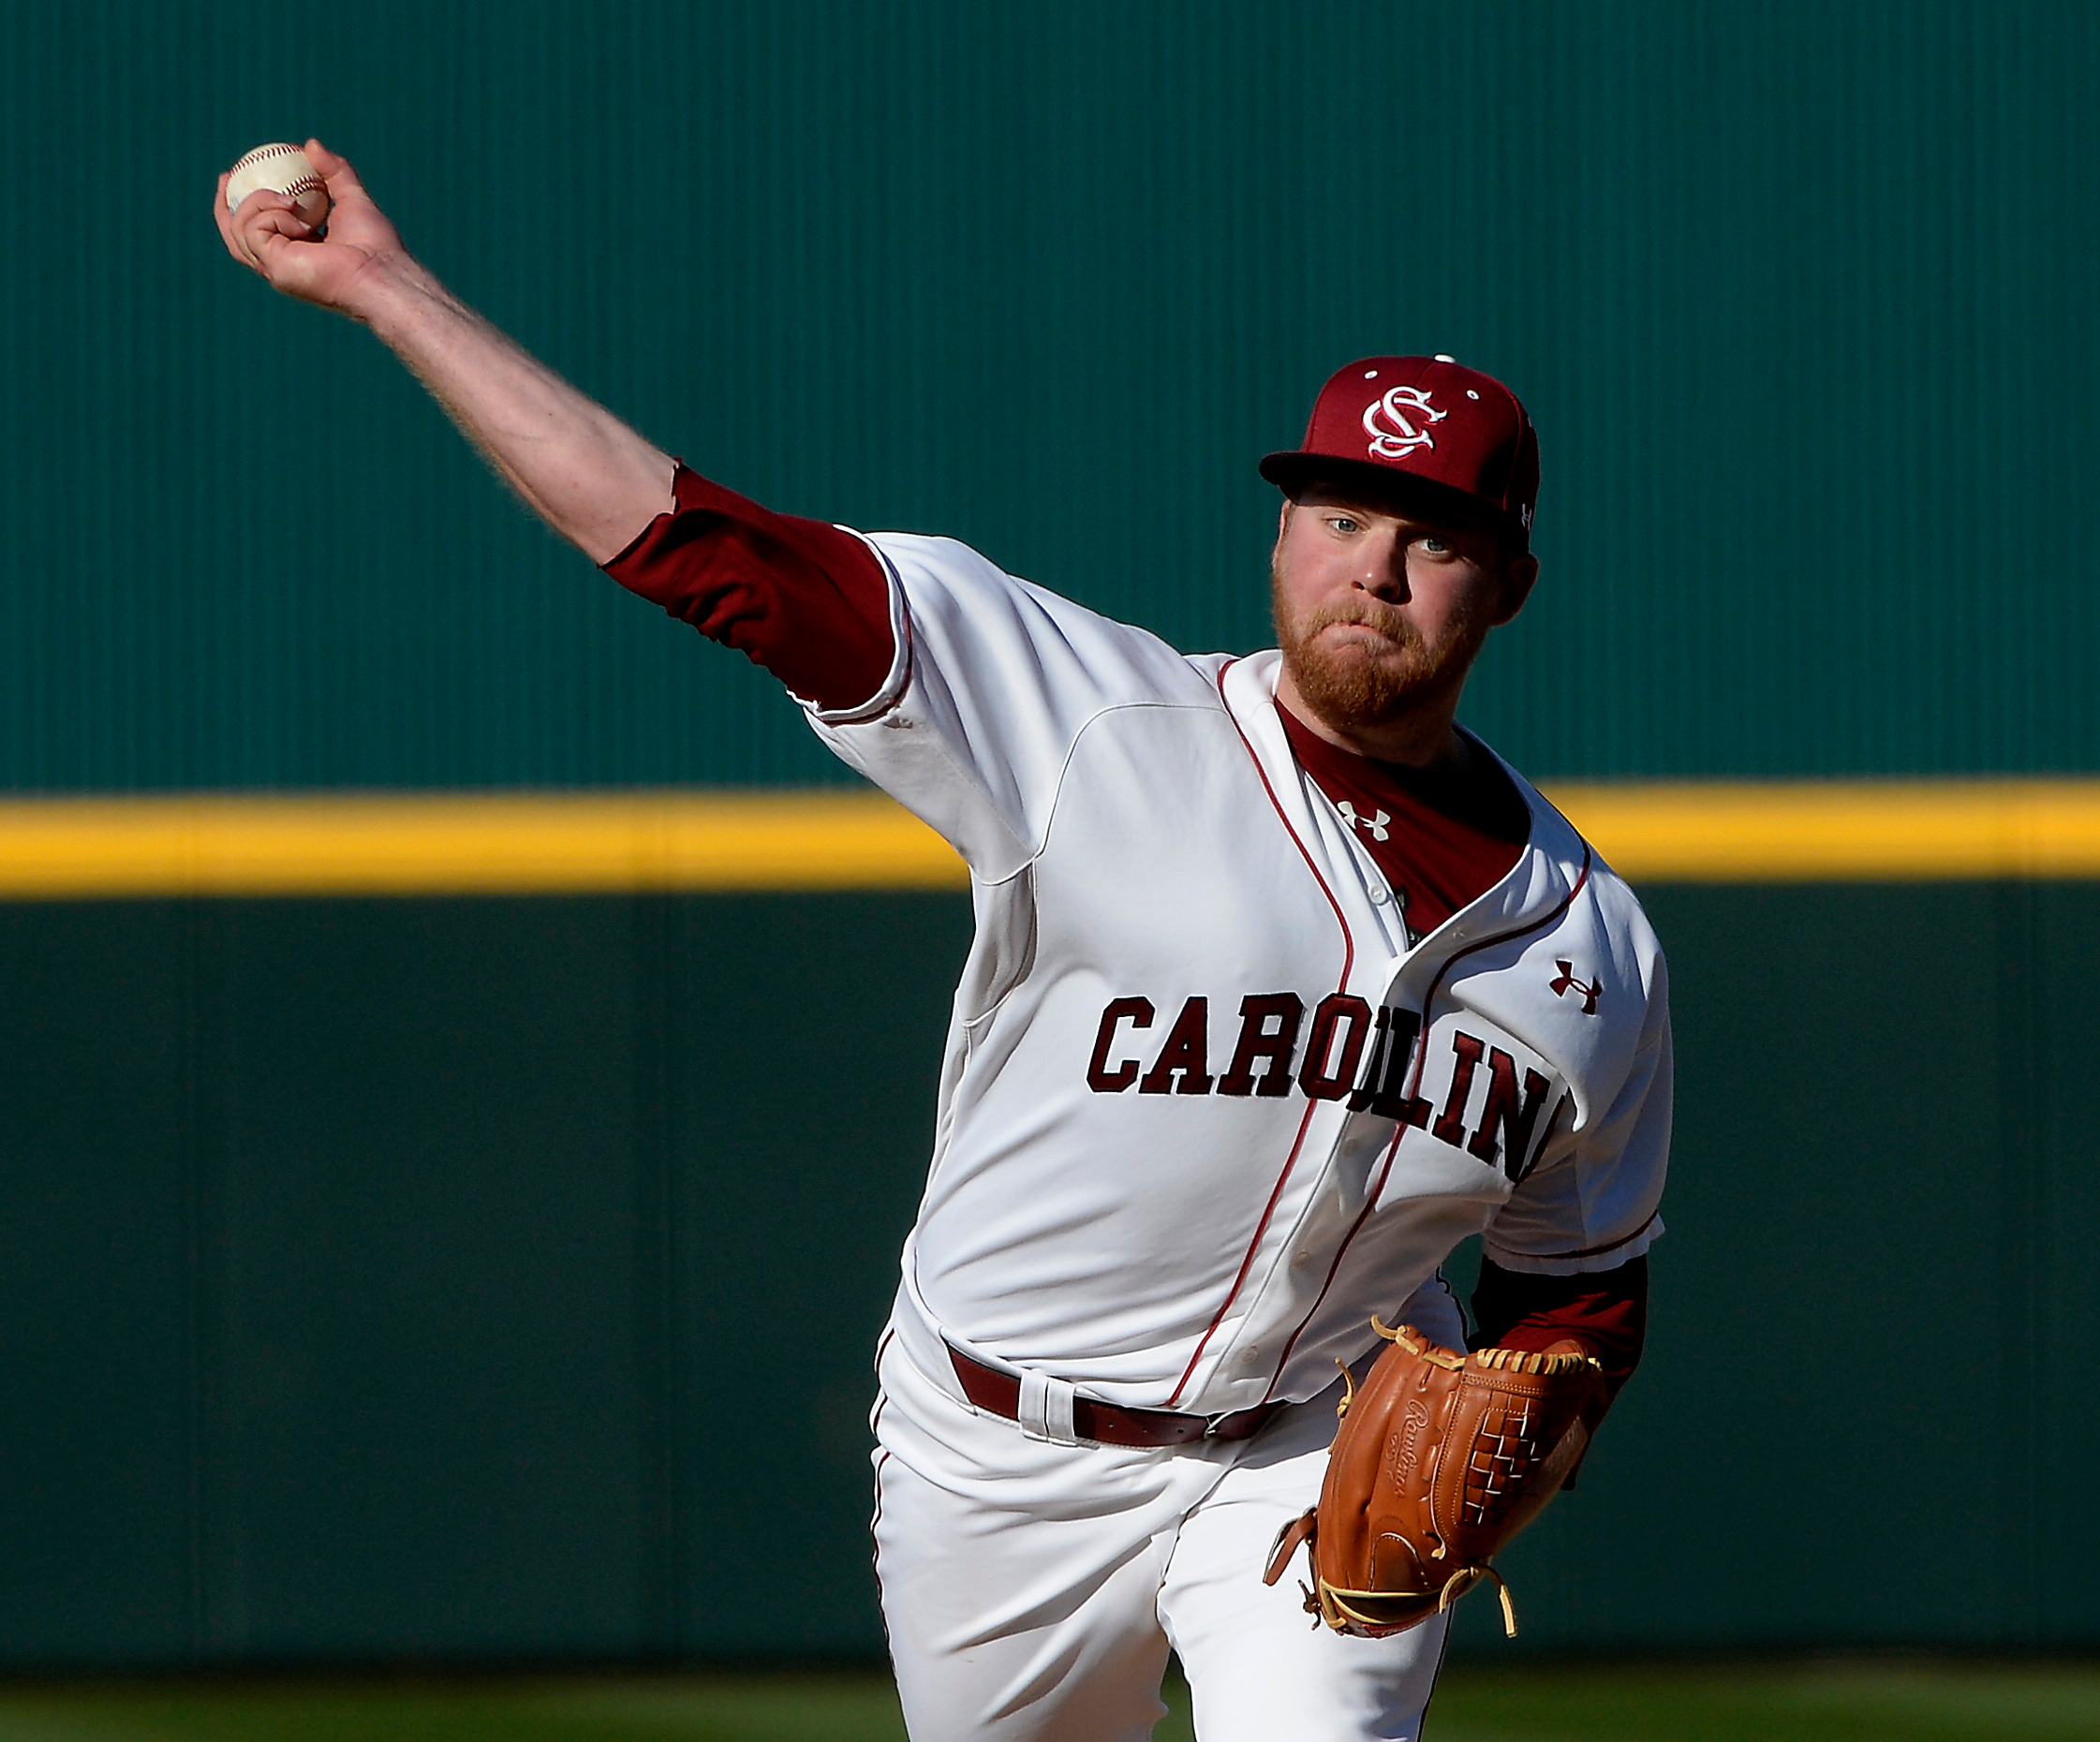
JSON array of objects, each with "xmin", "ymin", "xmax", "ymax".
[{"xmin": 1260, "ymin": 356, "xmax": 1540, "ymax": 550}]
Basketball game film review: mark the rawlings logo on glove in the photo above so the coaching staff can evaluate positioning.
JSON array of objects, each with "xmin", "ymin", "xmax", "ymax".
[{"xmin": 1262, "ymin": 1319, "xmax": 1603, "ymax": 1639}]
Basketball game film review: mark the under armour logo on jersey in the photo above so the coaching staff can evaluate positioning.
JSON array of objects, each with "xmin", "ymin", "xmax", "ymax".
[
  {"xmin": 1362, "ymin": 385, "xmax": 1446, "ymax": 460},
  {"xmin": 1549, "ymin": 961, "xmax": 1603, "ymax": 1015},
  {"xmin": 1336, "ymin": 802, "xmax": 1391, "ymax": 843}
]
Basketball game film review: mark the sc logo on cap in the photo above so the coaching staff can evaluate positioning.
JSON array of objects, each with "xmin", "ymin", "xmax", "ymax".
[{"xmin": 1362, "ymin": 386, "xmax": 1446, "ymax": 460}]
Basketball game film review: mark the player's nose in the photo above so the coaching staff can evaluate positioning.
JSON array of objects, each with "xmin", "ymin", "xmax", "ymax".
[{"xmin": 1356, "ymin": 531, "xmax": 1411, "ymax": 599}]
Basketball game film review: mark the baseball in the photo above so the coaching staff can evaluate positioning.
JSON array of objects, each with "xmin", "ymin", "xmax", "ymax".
[{"xmin": 225, "ymin": 142, "xmax": 331, "ymax": 230}]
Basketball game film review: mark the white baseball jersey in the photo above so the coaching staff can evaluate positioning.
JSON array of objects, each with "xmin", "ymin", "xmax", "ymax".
[{"xmin": 812, "ymin": 531, "xmax": 1669, "ymax": 1422}]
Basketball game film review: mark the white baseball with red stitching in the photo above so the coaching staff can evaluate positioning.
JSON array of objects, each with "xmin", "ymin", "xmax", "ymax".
[{"xmin": 225, "ymin": 142, "xmax": 330, "ymax": 229}]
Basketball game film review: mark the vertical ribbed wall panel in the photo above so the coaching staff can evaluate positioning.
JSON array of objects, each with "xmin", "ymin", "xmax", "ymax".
[{"xmin": 0, "ymin": 0, "xmax": 2095, "ymax": 788}]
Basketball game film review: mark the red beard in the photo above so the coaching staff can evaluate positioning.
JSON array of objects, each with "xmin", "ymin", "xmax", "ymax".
[{"xmin": 1271, "ymin": 564, "xmax": 1492, "ymax": 735}]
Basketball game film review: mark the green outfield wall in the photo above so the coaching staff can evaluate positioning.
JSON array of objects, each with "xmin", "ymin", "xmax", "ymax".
[
  {"xmin": 1, "ymin": 881, "xmax": 2094, "ymax": 1666},
  {"xmin": 4, "ymin": 0, "xmax": 2100, "ymax": 789}
]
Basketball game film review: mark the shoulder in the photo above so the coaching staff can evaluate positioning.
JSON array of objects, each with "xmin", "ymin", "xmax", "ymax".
[
  {"xmin": 859, "ymin": 529, "xmax": 1234, "ymax": 709},
  {"xmin": 1478, "ymin": 751, "xmax": 1667, "ymax": 1005}
]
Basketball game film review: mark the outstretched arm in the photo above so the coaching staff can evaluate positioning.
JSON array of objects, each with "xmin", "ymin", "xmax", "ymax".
[{"xmin": 214, "ymin": 140, "xmax": 673, "ymax": 563}]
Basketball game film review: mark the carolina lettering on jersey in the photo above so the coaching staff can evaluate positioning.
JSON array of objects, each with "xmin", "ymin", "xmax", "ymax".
[{"xmin": 1086, "ymin": 993, "xmax": 1565, "ymax": 1183}]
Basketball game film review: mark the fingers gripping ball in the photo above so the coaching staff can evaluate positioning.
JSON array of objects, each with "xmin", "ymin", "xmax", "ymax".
[
  {"xmin": 1262, "ymin": 1320, "xmax": 1604, "ymax": 1639},
  {"xmin": 226, "ymin": 142, "xmax": 331, "ymax": 231}
]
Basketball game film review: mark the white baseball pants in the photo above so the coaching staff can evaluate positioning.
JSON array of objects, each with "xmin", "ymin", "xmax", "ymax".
[{"xmin": 870, "ymin": 1284, "xmax": 1465, "ymax": 1742}]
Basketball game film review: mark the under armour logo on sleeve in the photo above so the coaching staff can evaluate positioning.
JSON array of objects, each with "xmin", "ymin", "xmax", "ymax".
[
  {"xmin": 1336, "ymin": 802, "xmax": 1391, "ymax": 843},
  {"xmin": 1549, "ymin": 961, "xmax": 1603, "ymax": 1015}
]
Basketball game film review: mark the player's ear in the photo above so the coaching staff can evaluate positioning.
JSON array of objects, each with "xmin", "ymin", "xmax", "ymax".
[{"xmin": 1490, "ymin": 554, "xmax": 1540, "ymax": 627}]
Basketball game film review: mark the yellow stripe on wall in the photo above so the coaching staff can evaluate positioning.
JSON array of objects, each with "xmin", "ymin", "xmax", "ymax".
[
  {"xmin": 0, "ymin": 791, "xmax": 968, "ymax": 897},
  {"xmin": 0, "ymin": 780, "xmax": 2093, "ymax": 897},
  {"xmin": 1551, "ymin": 779, "xmax": 2100, "ymax": 882}
]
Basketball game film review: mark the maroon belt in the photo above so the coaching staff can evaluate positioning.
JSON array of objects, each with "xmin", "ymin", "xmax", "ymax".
[{"xmin": 947, "ymin": 1346, "xmax": 1284, "ymax": 1448}]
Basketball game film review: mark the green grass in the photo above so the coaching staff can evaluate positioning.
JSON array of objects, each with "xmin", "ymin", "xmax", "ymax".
[
  {"xmin": 0, "ymin": 1661, "xmax": 2093, "ymax": 1740},
  {"xmin": 1427, "ymin": 1663, "xmax": 2100, "ymax": 1740}
]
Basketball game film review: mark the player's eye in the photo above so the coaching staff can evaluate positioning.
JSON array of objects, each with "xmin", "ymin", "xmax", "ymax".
[
  {"xmin": 1418, "ymin": 537, "xmax": 1450, "ymax": 554},
  {"xmin": 1326, "ymin": 515, "xmax": 1361, "ymax": 535}
]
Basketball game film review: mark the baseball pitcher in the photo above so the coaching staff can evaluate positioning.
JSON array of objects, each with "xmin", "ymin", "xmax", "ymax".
[{"xmin": 217, "ymin": 142, "xmax": 1667, "ymax": 1742}]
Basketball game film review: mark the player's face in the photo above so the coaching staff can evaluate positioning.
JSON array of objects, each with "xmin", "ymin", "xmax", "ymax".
[{"xmin": 1270, "ymin": 488, "xmax": 1535, "ymax": 738}]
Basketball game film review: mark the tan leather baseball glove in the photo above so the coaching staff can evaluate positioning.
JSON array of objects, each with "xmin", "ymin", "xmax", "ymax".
[{"xmin": 1262, "ymin": 1319, "xmax": 1604, "ymax": 1639}]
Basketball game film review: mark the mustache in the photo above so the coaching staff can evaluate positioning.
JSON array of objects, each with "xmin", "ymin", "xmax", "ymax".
[{"xmin": 1297, "ymin": 600, "xmax": 1424, "ymax": 648}]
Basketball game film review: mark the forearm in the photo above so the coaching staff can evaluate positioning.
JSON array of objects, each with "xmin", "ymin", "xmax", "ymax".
[
  {"xmin": 218, "ymin": 143, "xmax": 854, "ymax": 638},
  {"xmin": 353, "ymin": 258, "xmax": 673, "ymax": 563},
  {"xmin": 1471, "ymin": 1254, "xmax": 1648, "ymax": 1404}
]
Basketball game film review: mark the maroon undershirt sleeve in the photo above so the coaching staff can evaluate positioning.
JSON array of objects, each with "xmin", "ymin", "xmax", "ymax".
[
  {"xmin": 600, "ymin": 462, "xmax": 895, "ymax": 713},
  {"xmin": 1470, "ymin": 1254, "xmax": 1648, "ymax": 1408}
]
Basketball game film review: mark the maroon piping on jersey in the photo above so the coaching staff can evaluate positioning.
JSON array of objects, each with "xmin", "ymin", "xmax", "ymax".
[
  {"xmin": 1520, "ymin": 1211, "xmax": 1660, "ymax": 1263},
  {"xmin": 821, "ymin": 534, "xmax": 915, "ymax": 723},
  {"xmin": 1163, "ymin": 659, "xmax": 1359, "ymax": 1410},
  {"xmin": 1255, "ymin": 850, "xmax": 1594, "ymax": 1406}
]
